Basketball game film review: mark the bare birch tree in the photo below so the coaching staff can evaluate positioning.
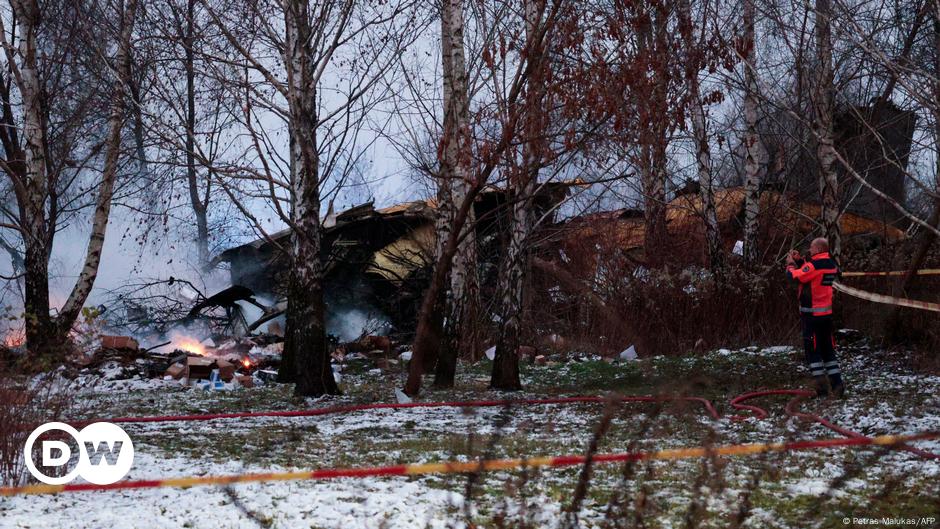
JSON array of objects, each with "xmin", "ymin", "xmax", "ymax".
[
  {"xmin": 741, "ymin": 0, "xmax": 764, "ymax": 267},
  {"xmin": 489, "ymin": 0, "xmax": 549, "ymax": 391},
  {"xmin": 404, "ymin": 0, "xmax": 567, "ymax": 396},
  {"xmin": 200, "ymin": 0, "xmax": 422, "ymax": 396},
  {"xmin": 813, "ymin": 0, "xmax": 842, "ymax": 258},
  {"xmin": 431, "ymin": 0, "xmax": 478, "ymax": 387},
  {"xmin": 678, "ymin": 0, "xmax": 724, "ymax": 273},
  {"xmin": 0, "ymin": 0, "xmax": 138, "ymax": 360}
]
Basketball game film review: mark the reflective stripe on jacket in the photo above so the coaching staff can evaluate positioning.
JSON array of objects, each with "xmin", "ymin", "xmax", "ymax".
[{"xmin": 786, "ymin": 252, "xmax": 839, "ymax": 316}]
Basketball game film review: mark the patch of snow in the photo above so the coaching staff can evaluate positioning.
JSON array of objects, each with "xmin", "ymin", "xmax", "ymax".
[{"xmin": 0, "ymin": 452, "xmax": 465, "ymax": 529}]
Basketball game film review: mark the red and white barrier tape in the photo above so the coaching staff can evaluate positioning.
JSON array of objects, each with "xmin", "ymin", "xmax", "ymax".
[
  {"xmin": 841, "ymin": 269, "xmax": 940, "ymax": 278},
  {"xmin": 69, "ymin": 390, "xmax": 939, "ymax": 459},
  {"xmin": 70, "ymin": 396, "xmax": 719, "ymax": 427},
  {"xmin": 833, "ymin": 282, "xmax": 940, "ymax": 313}
]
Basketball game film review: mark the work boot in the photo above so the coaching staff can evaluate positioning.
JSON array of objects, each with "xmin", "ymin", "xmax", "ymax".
[
  {"xmin": 827, "ymin": 372, "xmax": 844, "ymax": 399},
  {"xmin": 813, "ymin": 376, "xmax": 830, "ymax": 398},
  {"xmin": 830, "ymin": 382, "xmax": 846, "ymax": 399}
]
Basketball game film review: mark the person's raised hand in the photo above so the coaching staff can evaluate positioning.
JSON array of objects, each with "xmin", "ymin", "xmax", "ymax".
[{"xmin": 786, "ymin": 249, "xmax": 800, "ymax": 266}]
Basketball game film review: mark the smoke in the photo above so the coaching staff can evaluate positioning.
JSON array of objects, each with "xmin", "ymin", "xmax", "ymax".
[{"xmin": 327, "ymin": 309, "xmax": 390, "ymax": 342}]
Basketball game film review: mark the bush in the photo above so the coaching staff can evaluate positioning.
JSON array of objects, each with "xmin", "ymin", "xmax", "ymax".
[{"xmin": 0, "ymin": 374, "xmax": 79, "ymax": 486}]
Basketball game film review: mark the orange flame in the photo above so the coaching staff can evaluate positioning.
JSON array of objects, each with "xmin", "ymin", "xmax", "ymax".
[
  {"xmin": 242, "ymin": 358, "xmax": 251, "ymax": 369},
  {"xmin": 171, "ymin": 335, "xmax": 206, "ymax": 356},
  {"xmin": 2, "ymin": 330, "xmax": 25, "ymax": 348}
]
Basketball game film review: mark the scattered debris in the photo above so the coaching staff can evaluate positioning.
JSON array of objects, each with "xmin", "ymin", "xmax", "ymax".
[
  {"xmin": 256, "ymin": 370, "xmax": 278, "ymax": 383},
  {"xmin": 484, "ymin": 346, "xmax": 496, "ymax": 361},
  {"xmin": 198, "ymin": 370, "xmax": 228, "ymax": 391},
  {"xmin": 164, "ymin": 362, "xmax": 186, "ymax": 379},
  {"xmin": 185, "ymin": 356, "xmax": 215, "ymax": 380},
  {"xmin": 619, "ymin": 345, "xmax": 638, "ymax": 361},
  {"xmin": 394, "ymin": 388, "xmax": 412, "ymax": 404},
  {"xmin": 99, "ymin": 335, "xmax": 140, "ymax": 351}
]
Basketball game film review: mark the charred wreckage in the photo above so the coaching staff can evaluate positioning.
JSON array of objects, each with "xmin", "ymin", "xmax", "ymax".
[{"xmin": 65, "ymin": 101, "xmax": 914, "ymax": 385}]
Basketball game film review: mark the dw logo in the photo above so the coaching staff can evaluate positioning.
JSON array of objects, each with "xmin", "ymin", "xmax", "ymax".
[{"xmin": 24, "ymin": 422, "xmax": 134, "ymax": 485}]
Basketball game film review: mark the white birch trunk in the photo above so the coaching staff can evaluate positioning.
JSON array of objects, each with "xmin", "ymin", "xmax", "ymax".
[
  {"xmin": 490, "ymin": 0, "xmax": 545, "ymax": 390},
  {"xmin": 439, "ymin": 0, "xmax": 479, "ymax": 362},
  {"xmin": 280, "ymin": 0, "xmax": 338, "ymax": 396},
  {"xmin": 58, "ymin": 0, "xmax": 138, "ymax": 328},
  {"xmin": 680, "ymin": 0, "xmax": 723, "ymax": 272},
  {"xmin": 9, "ymin": 0, "xmax": 54, "ymax": 354},
  {"xmin": 742, "ymin": 0, "xmax": 765, "ymax": 267},
  {"xmin": 813, "ymin": 0, "xmax": 842, "ymax": 258}
]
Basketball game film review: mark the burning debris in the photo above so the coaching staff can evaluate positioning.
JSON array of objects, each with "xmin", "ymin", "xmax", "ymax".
[
  {"xmin": 151, "ymin": 333, "xmax": 281, "ymax": 387},
  {"xmin": 46, "ymin": 328, "xmax": 283, "ymax": 391},
  {"xmin": 26, "ymin": 271, "xmax": 421, "ymax": 392}
]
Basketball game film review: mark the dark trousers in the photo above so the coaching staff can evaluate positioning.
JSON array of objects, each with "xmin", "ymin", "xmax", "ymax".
[{"xmin": 800, "ymin": 314, "xmax": 843, "ymax": 387}]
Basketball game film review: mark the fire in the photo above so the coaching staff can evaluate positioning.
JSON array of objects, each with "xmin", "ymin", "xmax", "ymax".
[
  {"xmin": 170, "ymin": 335, "xmax": 206, "ymax": 356},
  {"xmin": 2, "ymin": 329, "xmax": 25, "ymax": 348},
  {"xmin": 242, "ymin": 358, "xmax": 251, "ymax": 369}
]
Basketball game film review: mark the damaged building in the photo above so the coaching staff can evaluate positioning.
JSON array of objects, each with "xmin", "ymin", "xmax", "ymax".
[
  {"xmin": 755, "ymin": 101, "xmax": 916, "ymax": 227},
  {"xmin": 212, "ymin": 184, "xmax": 574, "ymax": 337},
  {"xmin": 547, "ymin": 187, "xmax": 906, "ymax": 275},
  {"xmin": 214, "ymin": 186, "xmax": 906, "ymax": 340},
  {"xmin": 212, "ymin": 101, "xmax": 917, "ymax": 339}
]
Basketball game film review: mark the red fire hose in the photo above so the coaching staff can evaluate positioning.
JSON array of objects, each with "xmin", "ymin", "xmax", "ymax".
[
  {"xmin": 3, "ymin": 389, "xmax": 933, "ymax": 497},
  {"xmin": 72, "ymin": 390, "xmax": 937, "ymax": 459}
]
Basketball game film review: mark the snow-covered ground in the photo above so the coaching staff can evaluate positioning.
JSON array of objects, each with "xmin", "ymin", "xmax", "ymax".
[{"xmin": 2, "ymin": 336, "xmax": 939, "ymax": 528}]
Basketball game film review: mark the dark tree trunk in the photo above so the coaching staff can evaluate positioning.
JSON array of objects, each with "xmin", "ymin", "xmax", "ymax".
[
  {"xmin": 405, "ymin": 184, "xmax": 480, "ymax": 396},
  {"xmin": 279, "ymin": 0, "xmax": 338, "ymax": 397},
  {"xmin": 431, "ymin": 293, "xmax": 456, "ymax": 388},
  {"xmin": 183, "ymin": 0, "xmax": 210, "ymax": 267},
  {"xmin": 642, "ymin": 143, "xmax": 669, "ymax": 267},
  {"xmin": 636, "ymin": 11, "xmax": 669, "ymax": 268},
  {"xmin": 288, "ymin": 257, "xmax": 338, "ymax": 396},
  {"xmin": 23, "ymin": 241, "xmax": 58, "ymax": 362}
]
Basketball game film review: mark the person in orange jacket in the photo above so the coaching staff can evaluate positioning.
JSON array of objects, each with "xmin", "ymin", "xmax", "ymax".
[{"xmin": 786, "ymin": 237, "xmax": 845, "ymax": 397}]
